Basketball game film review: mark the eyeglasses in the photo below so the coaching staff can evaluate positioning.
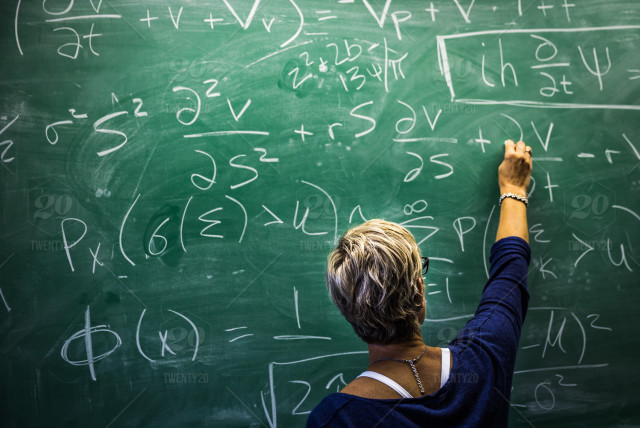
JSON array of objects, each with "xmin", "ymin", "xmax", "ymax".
[{"xmin": 421, "ymin": 257, "xmax": 430, "ymax": 275}]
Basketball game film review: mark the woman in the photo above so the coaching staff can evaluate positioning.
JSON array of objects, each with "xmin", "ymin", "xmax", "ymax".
[{"xmin": 308, "ymin": 140, "xmax": 533, "ymax": 427}]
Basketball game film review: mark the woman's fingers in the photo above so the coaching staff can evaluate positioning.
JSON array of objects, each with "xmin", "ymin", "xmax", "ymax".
[{"xmin": 504, "ymin": 139, "xmax": 516, "ymax": 153}]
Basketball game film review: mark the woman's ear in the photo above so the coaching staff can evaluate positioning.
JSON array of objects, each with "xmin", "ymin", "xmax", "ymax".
[{"xmin": 416, "ymin": 276, "xmax": 426, "ymax": 324}]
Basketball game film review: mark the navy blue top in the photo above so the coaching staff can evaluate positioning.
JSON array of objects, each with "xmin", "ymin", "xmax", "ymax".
[{"xmin": 307, "ymin": 236, "xmax": 531, "ymax": 427}]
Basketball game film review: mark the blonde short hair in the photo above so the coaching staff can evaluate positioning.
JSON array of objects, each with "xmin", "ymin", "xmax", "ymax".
[{"xmin": 326, "ymin": 219, "xmax": 424, "ymax": 344}]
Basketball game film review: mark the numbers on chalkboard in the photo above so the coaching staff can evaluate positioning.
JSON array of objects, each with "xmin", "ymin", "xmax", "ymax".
[
  {"xmin": 204, "ymin": 79, "xmax": 221, "ymax": 98},
  {"xmin": 367, "ymin": 63, "xmax": 383, "ymax": 81},
  {"xmin": 0, "ymin": 139, "xmax": 14, "ymax": 163},
  {"xmin": 132, "ymin": 98, "xmax": 148, "ymax": 117},
  {"xmin": 254, "ymin": 148, "xmax": 279, "ymax": 163},
  {"xmin": 289, "ymin": 380, "xmax": 312, "ymax": 415},
  {"xmin": 43, "ymin": 97, "xmax": 148, "ymax": 155},
  {"xmin": 587, "ymin": 314, "xmax": 613, "ymax": 331},
  {"xmin": 148, "ymin": 218, "xmax": 171, "ymax": 256},
  {"xmin": 326, "ymin": 40, "xmax": 362, "ymax": 66},
  {"xmin": 554, "ymin": 374, "xmax": 577, "ymax": 387},
  {"xmin": 0, "ymin": 114, "xmax": 19, "ymax": 164},
  {"xmin": 345, "ymin": 66, "xmax": 366, "ymax": 90},
  {"xmin": 299, "ymin": 52, "xmax": 314, "ymax": 67}
]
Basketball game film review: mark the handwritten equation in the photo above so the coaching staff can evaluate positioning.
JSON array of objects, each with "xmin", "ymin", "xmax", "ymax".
[{"xmin": 1, "ymin": 0, "xmax": 639, "ymax": 427}]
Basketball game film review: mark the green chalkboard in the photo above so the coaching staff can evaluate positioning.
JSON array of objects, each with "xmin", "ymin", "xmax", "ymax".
[{"xmin": 1, "ymin": 0, "xmax": 639, "ymax": 426}]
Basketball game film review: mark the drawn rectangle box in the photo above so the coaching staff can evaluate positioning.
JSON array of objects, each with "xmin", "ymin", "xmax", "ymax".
[{"xmin": 436, "ymin": 26, "xmax": 640, "ymax": 111}]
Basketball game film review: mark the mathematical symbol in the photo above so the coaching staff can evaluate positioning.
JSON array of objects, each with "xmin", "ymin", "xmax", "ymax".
[
  {"xmin": 225, "ymin": 326, "xmax": 254, "ymax": 342},
  {"xmin": 0, "ymin": 287, "xmax": 10, "ymax": 312},
  {"xmin": 522, "ymin": 343, "xmax": 541, "ymax": 350},
  {"xmin": 326, "ymin": 373, "xmax": 348, "ymax": 392},
  {"xmin": 89, "ymin": 243, "xmax": 103, "ymax": 274},
  {"xmin": 424, "ymin": 2, "xmax": 439, "ymax": 21},
  {"xmin": 427, "ymin": 282, "xmax": 441, "ymax": 295},
  {"xmin": 82, "ymin": 23, "xmax": 101, "ymax": 56},
  {"xmin": 328, "ymin": 123, "xmax": 342, "ymax": 140},
  {"xmin": 562, "ymin": 0, "xmax": 575, "ymax": 22},
  {"xmin": 1, "ymin": 114, "xmax": 19, "ymax": 136},
  {"xmin": 578, "ymin": 45, "xmax": 611, "ymax": 91},
  {"xmin": 261, "ymin": 205, "xmax": 284, "ymax": 226},
  {"xmin": 622, "ymin": 134, "xmax": 640, "ymax": 160},
  {"xmin": 577, "ymin": 153, "xmax": 595, "ymax": 159},
  {"xmin": 544, "ymin": 171, "xmax": 558, "ymax": 202},
  {"xmin": 628, "ymin": 69, "xmax": 640, "ymax": 81},
  {"xmin": 537, "ymin": 0, "xmax": 554, "ymax": 16},
  {"xmin": 295, "ymin": 124, "xmax": 313, "ymax": 142},
  {"xmin": 389, "ymin": 52, "xmax": 409, "ymax": 80},
  {"xmin": 605, "ymin": 149, "xmax": 620, "ymax": 164},
  {"xmin": 262, "ymin": 17, "xmax": 275, "ymax": 32},
  {"xmin": 560, "ymin": 74, "xmax": 574, "ymax": 94},
  {"xmin": 68, "ymin": 109, "xmax": 88, "ymax": 119},
  {"xmin": 140, "ymin": 10, "xmax": 159, "ymax": 28},
  {"xmin": 316, "ymin": 10, "xmax": 337, "ymax": 21},
  {"xmin": 538, "ymin": 257, "xmax": 557, "ymax": 279},
  {"xmin": 60, "ymin": 306, "xmax": 122, "ymax": 381},
  {"xmin": 318, "ymin": 57, "xmax": 328, "ymax": 73},
  {"xmin": 204, "ymin": 13, "xmax": 224, "ymax": 29},
  {"xmin": 474, "ymin": 128, "xmax": 491, "ymax": 153},
  {"xmin": 158, "ymin": 331, "xmax": 177, "ymax": 356}
]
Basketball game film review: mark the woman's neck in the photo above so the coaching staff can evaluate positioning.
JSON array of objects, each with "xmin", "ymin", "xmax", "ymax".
[{"xmin": 367, "ymin": 337, "xmax": 427, "ymax": 363}]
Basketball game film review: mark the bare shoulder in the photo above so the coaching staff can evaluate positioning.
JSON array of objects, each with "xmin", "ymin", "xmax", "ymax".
[{"xmin": 340, "ymin": 376, "xmax": 403, "ymax": 399}]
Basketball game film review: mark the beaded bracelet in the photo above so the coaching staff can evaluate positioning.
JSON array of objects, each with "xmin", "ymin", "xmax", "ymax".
[{"xmin": 499, "ymin": 192, "xmax": 528, "ymax": 206}]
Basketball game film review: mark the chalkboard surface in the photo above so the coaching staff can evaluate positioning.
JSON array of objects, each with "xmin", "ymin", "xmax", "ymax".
[{"xmin": 1, "ymin": 1, "xmax": 639, "ymax": 427}]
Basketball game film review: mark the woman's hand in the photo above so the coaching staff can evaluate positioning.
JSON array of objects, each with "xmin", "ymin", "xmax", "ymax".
[
  {"xmin": 498, "ymin": 140, "xmax": 533, "ymax": 195},
  {"xmin": 496, "ymin": 140, "xmax": 532, "ymax": 243}
]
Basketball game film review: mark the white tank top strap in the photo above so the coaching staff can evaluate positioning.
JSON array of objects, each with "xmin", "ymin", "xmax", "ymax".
[
  {"xmin": 357, "ymin": 371, "xmax": 413, "ymax": 399},
  {"xmin": 440, "ymin": 347, "xmax": 451, "ymax": 388}
]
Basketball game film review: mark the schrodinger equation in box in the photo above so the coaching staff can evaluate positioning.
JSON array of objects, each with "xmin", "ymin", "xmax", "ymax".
[{"xmin": 437, "ymin": 26, "xmax": 640, "ymax": 110}]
